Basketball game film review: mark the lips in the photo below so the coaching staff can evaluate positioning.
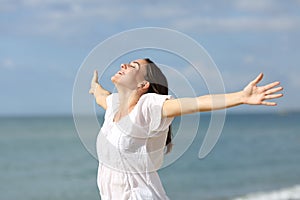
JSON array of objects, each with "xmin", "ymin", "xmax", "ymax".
[{"xmin": 117, "ymin": 71, "xmax": 124, "ymax": 75}]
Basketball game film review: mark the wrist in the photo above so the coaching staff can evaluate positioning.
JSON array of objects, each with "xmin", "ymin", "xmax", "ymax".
[
  {"xmin": 93, "ymin": 84, "xmax": 110, "ymax": 98},
  {"xmin": 239, "ymin": 90, "xmax": 247, "ymax": 104},
  {"xmin": 93, "ymin": 84, "xmax": 100, "ymax": 97}
]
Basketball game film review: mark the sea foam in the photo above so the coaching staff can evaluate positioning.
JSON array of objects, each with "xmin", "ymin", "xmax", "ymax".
[{"xmin": 232, "ymin": 185, "xmax": 300, "ymax": 200}]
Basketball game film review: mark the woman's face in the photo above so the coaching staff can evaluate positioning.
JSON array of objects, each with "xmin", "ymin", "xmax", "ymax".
[{"xmin": 111, "ymin": 59, "xmax": 148, "ymax": 90}]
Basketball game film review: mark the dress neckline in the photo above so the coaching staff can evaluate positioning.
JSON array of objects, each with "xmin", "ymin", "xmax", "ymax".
[
  {"xmin": 112, "ymin": 100, "xmax": 141, "ymax": 124},
  {"xmin": 110, "ymin": 93, "xmax": 150, "ymax": 124},
  {"xmin": 112, "ymin": 107, "xmax": 135, "ymax": 123}
]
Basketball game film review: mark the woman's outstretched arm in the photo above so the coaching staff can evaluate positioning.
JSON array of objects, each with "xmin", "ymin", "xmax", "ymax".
[
  {"xmin": 89, "ymin": 70, "xmax": 111, "ymax": 110},
  {"xmin": 162, "ymin": 73, "xmax": 283, "ymax": 118}
]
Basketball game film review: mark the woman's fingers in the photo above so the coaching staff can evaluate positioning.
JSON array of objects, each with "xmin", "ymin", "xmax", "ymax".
[
  {"xmin": 261, "ymin": 83, "xmax": 283, "ymax": 105},
  {"xmin": 245, "ymin": 73, "xmax": 283, "ymax": 106},
  {"xmin": 262, "ymin": 81, "xmax": 281, "ymax": 91},
  {"xmin": 91, "ymin": 70, "xmax": 98, "ymax": 84},
  {"xmin": 261, "ymin": 101, "xmax": 277, "ymax": 106},
  {"xmin": 265, "ymin": 86, "xmax": 283, "ymax": 95},
  {"xmin": 264, "ymin": 93, "xmax": 284, "ymax": 100},
  {"xmin": 251, "ymin": 73, "xmax": 264, "ymax": 85},
  {"xmin": 89, "ymin": 70, "xmax": 99, "ymax": 95}
]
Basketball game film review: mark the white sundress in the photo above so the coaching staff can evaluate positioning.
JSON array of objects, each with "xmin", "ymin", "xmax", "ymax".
[{"xmin": 96, "ymin": 93, "xmax": 174, "ymax": 200}]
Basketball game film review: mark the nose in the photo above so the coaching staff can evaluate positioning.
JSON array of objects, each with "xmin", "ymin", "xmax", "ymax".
[{"xmin": 121, "ymin": 64, "xmax": 127, "ymax": 70}]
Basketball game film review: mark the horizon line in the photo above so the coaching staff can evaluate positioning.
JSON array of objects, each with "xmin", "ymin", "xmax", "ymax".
[{"xmin": 0, "ymin": 110, "xmax": 299, "ymax": 118}]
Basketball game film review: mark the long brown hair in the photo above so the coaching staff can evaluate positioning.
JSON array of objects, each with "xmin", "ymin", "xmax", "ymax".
[{"xmin": 143, "ymin": 58, "xmax": 173, "ymax": 153}]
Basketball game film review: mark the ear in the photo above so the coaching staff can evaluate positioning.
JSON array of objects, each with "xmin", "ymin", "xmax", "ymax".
[
  {"xmin": 137, "ymin": 81, "xmax": 150, "ymax": 91},
  {"xmin": 142, "ymin": 81, "xmax": 150, "ymax": 90}
]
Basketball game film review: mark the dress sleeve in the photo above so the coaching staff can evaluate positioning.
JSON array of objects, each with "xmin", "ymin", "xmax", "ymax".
[
  {"xmin": 141, "ymin": 93, "xmax": 174, "ymax": 132},
  {"xmin": 103, "ymin": 93, "xmax": 118, "ymax": 120},
  {"xmin": 105, "ymin": 93, "xmax": 115, "ymax": 109}
]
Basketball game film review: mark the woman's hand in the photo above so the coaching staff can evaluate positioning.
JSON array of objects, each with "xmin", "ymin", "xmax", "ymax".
[
  {"xmin": 242, "ymin": 73, "xmax": 283, "ymax": 106},
  {"xmin": 89, "ymin": 70, "xmax": 111, "ymax": 110},
  {"xmin": 89, "ymin": 70, "xmax": 100, "ymax": 95}
]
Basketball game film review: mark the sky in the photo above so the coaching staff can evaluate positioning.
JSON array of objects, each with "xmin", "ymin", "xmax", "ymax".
[{"xmin": 1, "ymin": 0, "xmax": 299, "ymax": 116}]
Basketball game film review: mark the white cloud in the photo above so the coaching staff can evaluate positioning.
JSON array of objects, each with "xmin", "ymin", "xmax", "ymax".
[
  {"xmin": 1, "ymin": 0, "xmax": 299, "ymax": 41},
  {"xmin": 0, "ymin": 0, "xmax": 131, "ymax": 39},
  {"xmin": 172, "ymin": 16, "xmax": 300, "ymax": 33},
  {"xmin": 243, "ymin": 55, "xmax": 256, "ymax": 64},
  {"xmin": 0, "ymin": 1, "xmax": 17, "ymax": 12},
  {"xmin": 233, "ymin": 0, "xmax": 279, "ymax": 12},
  {"xmin": 140, "ymin": 4, "xmax": 187, "ymax": 19},
  {"xmin": 0, "ymin": 58, "xmax": 15, "ymax": 70}
]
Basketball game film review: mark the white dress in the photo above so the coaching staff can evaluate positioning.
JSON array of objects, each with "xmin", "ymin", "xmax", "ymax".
[{"xmin": 96, "ymin": 93, "xmax": 174, "ymax": 200}]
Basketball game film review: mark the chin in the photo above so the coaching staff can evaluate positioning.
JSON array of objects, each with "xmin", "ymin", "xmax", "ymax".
[
  {"xmin": 111, "ymin": 77, "xmax": 122, "ymax": 87},
  {"xmin": 111, "ymin": 76, "xmax": 117, "ymax": 83}
]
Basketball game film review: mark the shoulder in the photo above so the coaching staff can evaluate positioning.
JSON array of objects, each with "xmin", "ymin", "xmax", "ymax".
[
  {"xmin": 107, "ymin": 93, "xmax": 118, "ymax": 100},
  {"xmin": 139, "ymin": 93, "xmax": 172, "ymax": 104},
  {"xmin": 138, "ymin": 93, "xmax": 173, "ymax": 117},
  {"xmin": 138, "ymin": 93, "xmax": 174, "ymax": 131},
  {"xmin": 105, "ymin": 93, "xmax": 119, "ymax": 109}
]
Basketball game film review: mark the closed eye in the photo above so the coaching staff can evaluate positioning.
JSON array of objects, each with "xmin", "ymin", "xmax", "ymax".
[{"xmin": 129, "ymin": 61, "xmax": 140, "ymax": 69}]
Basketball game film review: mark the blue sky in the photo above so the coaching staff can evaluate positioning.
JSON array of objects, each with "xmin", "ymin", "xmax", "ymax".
[{"xmin": 1, "ymin": 0, "xmax": 299, "ymax": 116}]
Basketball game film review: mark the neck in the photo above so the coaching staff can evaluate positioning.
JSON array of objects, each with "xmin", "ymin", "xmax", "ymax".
[{"xmin": 116, "ymin": 85, "xmax": 142, "ymax": 114}]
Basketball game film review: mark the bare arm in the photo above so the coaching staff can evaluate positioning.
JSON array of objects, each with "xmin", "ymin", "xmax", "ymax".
[
  {"xmin": 162, "ymin": 73, "xmax": 283, "ymax": 118},
  {"xmin": 89, "ymin": 70, "xmax": 111, "ymax": 110}
]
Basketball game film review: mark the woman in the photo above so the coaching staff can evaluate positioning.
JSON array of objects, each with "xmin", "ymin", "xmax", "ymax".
[{"xmin": 89, "ymin": 58, "xmax": 283, "ymax": 200}]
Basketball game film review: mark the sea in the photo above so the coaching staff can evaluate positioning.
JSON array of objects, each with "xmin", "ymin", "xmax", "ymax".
[{"xmin": 1, "ymin": 112, "xmax": 300, "ymax": 200}]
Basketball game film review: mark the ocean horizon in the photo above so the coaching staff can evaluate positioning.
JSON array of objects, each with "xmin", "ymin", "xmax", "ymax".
[{"xmin": 1, "ymin": 112, "xmax": 300, "ymax": 200}]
